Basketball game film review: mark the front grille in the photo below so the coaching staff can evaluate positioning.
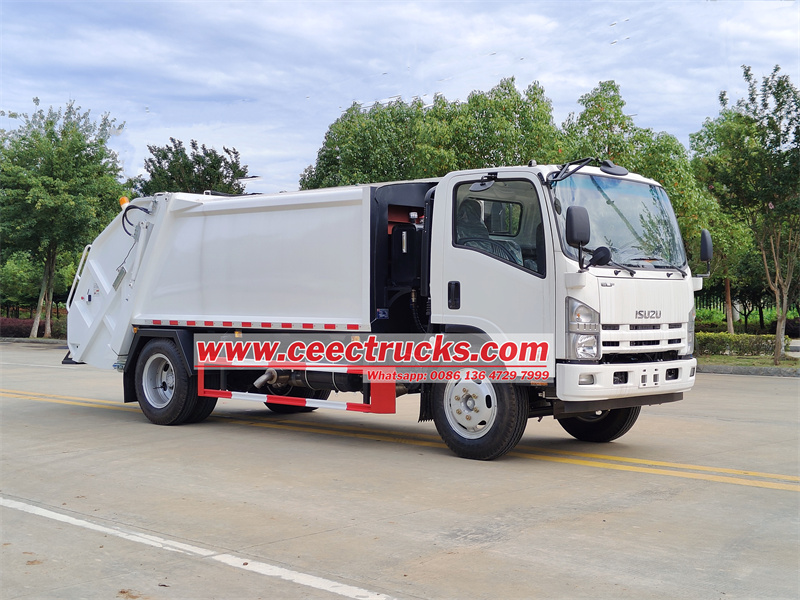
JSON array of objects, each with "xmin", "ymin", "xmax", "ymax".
[
  {"xmin": 601, "ymin": 322, "xmax": 687, "ymax": 356},
  {"xmin": 600, "ymin": 350, "xmax": 680, "ymax": 364}
]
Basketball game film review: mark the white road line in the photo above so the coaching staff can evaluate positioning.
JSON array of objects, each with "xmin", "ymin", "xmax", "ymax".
[{"xmin": 1, "ymin": 496, "xmax": 396, "ymax": 600}]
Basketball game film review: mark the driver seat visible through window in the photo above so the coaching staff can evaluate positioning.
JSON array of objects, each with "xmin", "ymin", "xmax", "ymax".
[{"xmin": 456, "ymin": 198, "xmax": 523, "ymax": 265}]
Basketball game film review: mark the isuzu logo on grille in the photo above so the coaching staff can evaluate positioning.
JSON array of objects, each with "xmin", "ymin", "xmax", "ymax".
[{"xmin": 635, "ymin": 310, "xmax": 662, "ymax": 319}]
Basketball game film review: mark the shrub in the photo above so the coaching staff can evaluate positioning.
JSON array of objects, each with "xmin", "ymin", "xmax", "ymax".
[
  {"xmin": 0, "ymin": 317, "xmax": 67, "ymax": 339},
  {"xmin": 695, "ymin": 308, "xmax": 725, "ymax": 323},
  {"xmin": 695, "ymin": 332, "xmax": 791, "ymax": 356},
  {"xmin": 696, "ymin": 321, "xmax": 728, "ymax": 333},
  {"xmin": 767, "ymin": 317, "xmax": 800, "ymax": 338}
]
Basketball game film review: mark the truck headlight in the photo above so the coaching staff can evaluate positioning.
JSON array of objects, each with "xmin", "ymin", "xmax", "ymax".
[
  {"xmin": 567, "ymin": 298, "xmax": 600, "ymax": 360},
  {"xmin": 570, "ymin": 333, "xmax": 599, "ymax": 359},
  {"xmin": 687, "ymin": 306, "xmax": 696, "ymax": 355}
]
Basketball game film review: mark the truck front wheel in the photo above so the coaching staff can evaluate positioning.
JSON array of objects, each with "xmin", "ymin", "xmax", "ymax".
[
  {"xmin": 135, "ymin": 339, "xmax": 198, "ymax": 425},
  {"xmin": 432, "ymin": 376, "xmax": 527, "ymax": 460},
  {"xmin": 557, "ymin": 406, "xmax": 641, "ymax": 442}
]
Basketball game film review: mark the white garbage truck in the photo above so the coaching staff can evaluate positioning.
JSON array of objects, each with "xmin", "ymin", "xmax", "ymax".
[{"xmin": 67, "ymin": 158, "xmax": 712, "ymax": 460}]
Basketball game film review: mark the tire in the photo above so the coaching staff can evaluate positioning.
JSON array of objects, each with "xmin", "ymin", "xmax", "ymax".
[
  {"xmin": 185, "ymin": 396, "xmax": 218, "ymax": 423},
  {"xmin": 558, "ymin": 406, "xmax": 641, "ymax": 442},
  {"xmin": 134, "ymin": 339, "xmax": 198, "ymax": 425},
  {"xmin": 432, "ymin": 374, "xmax": 528, "ymax": 460},
  {"xmin": 263, "ymin": 383, "xmax": 328, "ymax": 414}
]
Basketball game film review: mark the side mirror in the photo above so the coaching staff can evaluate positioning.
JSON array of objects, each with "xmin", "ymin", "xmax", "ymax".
[
  {"xmin": 700, "ymin": 229, "xmax": 713, "ymax": 262},
  {"xmin": 566, "ymin": 206, "xmax": 590, "ymax": 248},
  {"xmin": 566, "ymin": 206, "xmax": 591, "ymax": 271},
  {"xmin": 699, "ymin": 229, "xmax": 712, "ymax": 278}
]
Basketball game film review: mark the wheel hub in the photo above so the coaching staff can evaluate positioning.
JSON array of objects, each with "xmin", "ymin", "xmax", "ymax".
[
  {"xmin": 444, "ymin": 374, "xmax": 498, "ymax": 439},
  {"xmin": 142, "ymin": 353, "xmax": 175, "ymax": 409}
]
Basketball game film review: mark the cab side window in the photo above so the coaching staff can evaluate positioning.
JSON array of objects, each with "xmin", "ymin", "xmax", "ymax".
[{"xmin": 453, "ymin": 179, "xmax": 545, "ymax": 276}]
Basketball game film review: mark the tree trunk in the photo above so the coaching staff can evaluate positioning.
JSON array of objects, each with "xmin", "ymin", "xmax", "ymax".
[
  {"xmin": 773, "ymin": 288, "xmax": 789, "ymax": 366},
  {"xmin": 724, "ymin": 276, "xmax": 735, "ymax": 334},
  {"xmin": 44, "ymin": 279, "xmax": 54, "ymax": 338},
  {"xmin": 29, "ymin": 264, "xmax": 48, "ymax": 338},
  {"xmin": 29, "ymin": 248, "xmax": 57, "ymax": 339}
]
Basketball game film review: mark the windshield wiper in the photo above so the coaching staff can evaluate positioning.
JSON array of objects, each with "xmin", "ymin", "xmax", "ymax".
[
  {"xmin": 548, "ymin": 158, "xmax": 630, "ymax": 187},
  {"xmin": 547, "ymin": 157, "xmax": 594, "ymax": 187},
  {"xmin": 627, "ymin": 257, "xmax": 687, "ymax": 278}
]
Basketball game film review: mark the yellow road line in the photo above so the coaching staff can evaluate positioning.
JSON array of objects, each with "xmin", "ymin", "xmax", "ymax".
[
  {"xmin": 516, "ymin": 445, "xmax": 800, "ymax": 483},
  {"xmin": 510, "ymin": 452, "xmax": 800, "ymax": 492},
  {"xmin": 0, "ymin": 388, "xmax": 124, "ymax": 406},
  {"xmin": 1, "ymin": 392, "xmax": 139, "ymax": 412},
  {"xmin": 2, "ymin": 389, "xmax": 797, "ymax": 491}
]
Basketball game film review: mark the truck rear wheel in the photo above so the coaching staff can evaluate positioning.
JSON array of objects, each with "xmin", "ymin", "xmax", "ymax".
[
  {"xmin": 432, "ymin": 376, "xmax": 527, "ymax": 460},
  {"xmin": 558, "ymin": 406, "xmax": 641, "ymax": 442},
  {"xmin": 135, "ymin": 339, "xmax": 198, "ymax": 425}
]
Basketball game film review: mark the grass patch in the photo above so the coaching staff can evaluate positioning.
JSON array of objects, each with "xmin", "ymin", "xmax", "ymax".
[{"xmin": 697, "ymin": 354, "xmax": 799, "ymax": 368}]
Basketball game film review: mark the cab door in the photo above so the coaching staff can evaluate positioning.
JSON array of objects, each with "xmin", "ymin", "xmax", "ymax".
[{"xmin": 430, "ymin": 172, "xmax": 555, "ymax": 338}]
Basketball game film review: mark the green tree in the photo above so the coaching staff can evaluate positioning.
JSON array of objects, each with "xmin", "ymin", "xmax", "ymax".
[
  {"xmin": 301, "ymin": 100, "xmax": 423, "ymax": 189},
  {"xmin": 0, "ymin": 251, "xmax": 40, "ymax": 317},
  {"xmin": 300, "ymin": 78, "xmax": 561, "ymax": 189},
  {"xmin": 0, "ymin": 98, "xmax": 124, "ymax": 337},
  {"xmin": 445, "ymin": 78, "xmax": 562, "ymax": 170},
  {"xmin": 561, "ymin": 80, "xmax": 744, "ymax": 300},
  {"xmin": 731, "ymin": 249, "xmax": 772, "ymax": 332},
  {"xmin": 691, "ymin": 65, "xmax": 800, "ymax": 362},
  {"xmin": 562, "ymin": 80, "xmax": 635, "ymax": 162},
  {"xmin": 133, "ymin": 138, "xmax": 249, "ymax": 196}
]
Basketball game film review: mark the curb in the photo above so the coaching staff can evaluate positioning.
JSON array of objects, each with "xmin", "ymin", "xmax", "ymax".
[
  {"xmin": 697, "ymin": 364, "xmax": 800, "ymax": 378},
  {"xmin": 1, "ymin": 337, "xmax": 67, "ymax": 345}
]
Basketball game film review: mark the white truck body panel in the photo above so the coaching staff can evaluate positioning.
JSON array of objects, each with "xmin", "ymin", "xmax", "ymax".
[{"xmin": 68, "ymin": 187, "xmax": 372, "ymax": 366}]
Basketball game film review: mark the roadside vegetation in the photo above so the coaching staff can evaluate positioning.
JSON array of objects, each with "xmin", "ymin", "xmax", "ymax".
[{"xmin": 2, "ymin": 67, "xmax": 797, "ymax": 364}]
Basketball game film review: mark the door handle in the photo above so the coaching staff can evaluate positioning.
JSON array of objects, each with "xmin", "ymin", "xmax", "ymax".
[{"xmin": 448, "ymin": 281, "xmax": 461, "ymax": 310}]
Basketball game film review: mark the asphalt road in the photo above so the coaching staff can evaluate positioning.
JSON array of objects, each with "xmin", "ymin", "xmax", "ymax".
[{"xmin": 1, "ymin": 341, "xmax": 798, "ymax": 600}]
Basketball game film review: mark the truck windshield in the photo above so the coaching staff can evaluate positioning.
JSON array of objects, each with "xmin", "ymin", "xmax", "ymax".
[{"xmin": 552, "ymin": 174, "xmax": 686, "ymax": 269}]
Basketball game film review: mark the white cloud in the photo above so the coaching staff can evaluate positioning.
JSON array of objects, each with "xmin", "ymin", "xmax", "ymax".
[{"xmin": 2, "ymin": 0, "xmax": 798, "ymax": 193}]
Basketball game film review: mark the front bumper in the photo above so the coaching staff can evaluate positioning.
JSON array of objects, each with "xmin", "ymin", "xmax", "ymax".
[{"xmin": 556, "ymin": 357, "xmax": 696, "ymax": 403}]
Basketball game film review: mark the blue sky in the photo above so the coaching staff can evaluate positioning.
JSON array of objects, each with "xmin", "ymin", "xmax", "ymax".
[{"xmin": 2, "ymin": 0, "xmax": 798, "ymax": 194}]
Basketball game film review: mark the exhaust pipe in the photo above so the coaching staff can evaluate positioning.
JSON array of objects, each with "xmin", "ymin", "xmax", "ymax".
[{"xmin": 253, "ymin": 368, "xmax": 361, "ymax": 393}]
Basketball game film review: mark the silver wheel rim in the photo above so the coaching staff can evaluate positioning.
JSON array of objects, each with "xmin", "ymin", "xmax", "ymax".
[
  {"xmin": 142, "ymin": 352, "xmax": 175, "ymax": 409},
  {"xmin": 443, "ymin": 372, "xmax": 498, "ymax": 439}
]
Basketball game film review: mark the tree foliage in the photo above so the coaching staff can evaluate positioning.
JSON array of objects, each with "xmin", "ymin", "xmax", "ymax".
[
  {"xmin": 0, "ymin": 98, "xmax": 124, "ymax": 337},
  {"xmin": 300, "ymin": 78, "xmax": 561, "ymax": 189},
  {"xmin": 560, "ymin": 81, "xmax": 739, "ymax": 278},
  {"xmin": 562, "ymin": 80, "xmax": 635, "ymax": 161},
  {"xmin": 133, "ymin": 138, "xmax": 249, "ymax": 196},
  {"xmin": 691, "ymin": 65, "xmax": 800, "ymax": 362},
  {"xmin": 0, "ymin": 252, "xmax": 40, "ymax": 310}
]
